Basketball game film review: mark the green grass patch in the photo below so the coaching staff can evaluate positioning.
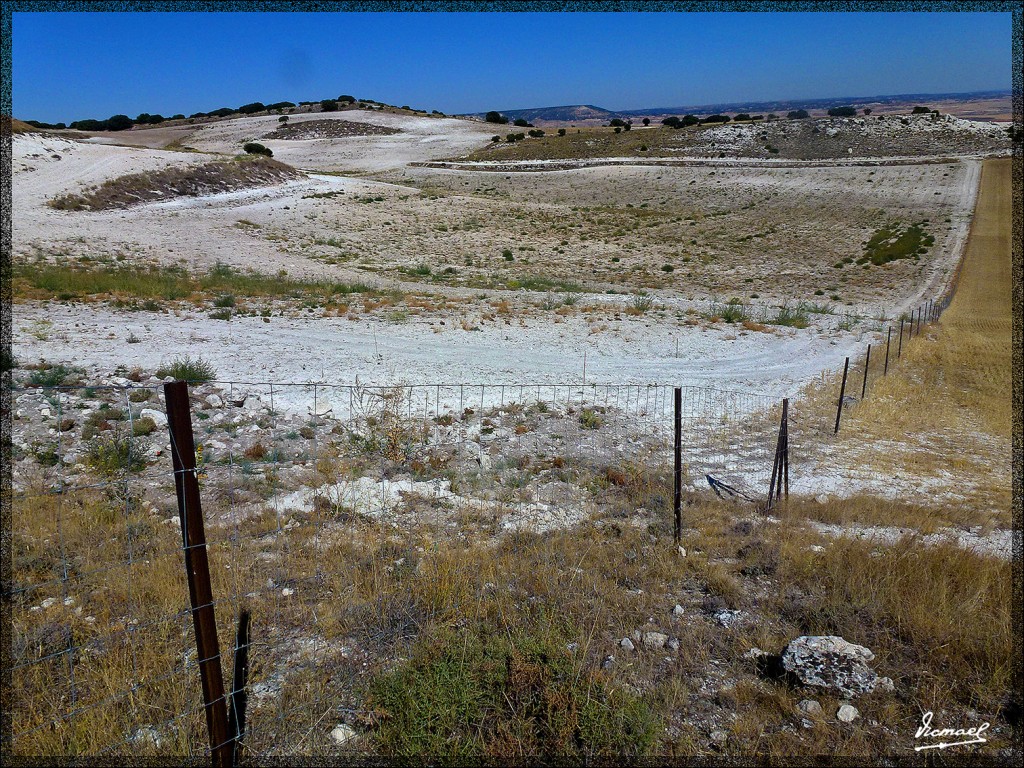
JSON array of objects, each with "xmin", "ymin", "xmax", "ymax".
[
  {"xmin": 155, "ymin": 355, "xmax": 216, "ymax": 383},
  {"xmin": 862, "ymin": 223, "xmax": 934, "ymax": 266},
  {"xmin": 367, "ymin": 625, "xmax": 660, "ymax": 762}
]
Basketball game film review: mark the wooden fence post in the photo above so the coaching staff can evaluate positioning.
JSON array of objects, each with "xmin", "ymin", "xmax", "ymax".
[
  {"xmin": 165, "ymin": 381, "xmax": 231, "ymax": 768},
  {"xmin": 673, "ymin": 387, "xmax": 682, "ymax": 544},
  {"xmin": 884, "ymin": 327, "xmax": 891, "ymax": 376},
  {"xmin": 834, "ymin": 357, "xmax": 849, "ymax": 435},
  {"xmin": 861, "ymin": 344, "xmax": 871, "ymax": 400}
]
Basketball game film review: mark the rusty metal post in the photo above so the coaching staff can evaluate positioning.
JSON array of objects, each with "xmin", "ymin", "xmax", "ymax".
[
  {"xmin": 834, "ymin": 357, "xmax": 849, "ymax": 435},
  {"xmin": 165, "ymin": 381, "xmax": 231, "ymax": 768},
  {"xmin": 861, "ymin": 344, "xmax": 871, "ymax": 400},
  {"xmin": 673, "ymin": 387, "xmax": 682, "ymax": 543},
  {"xmin": 782, "ymin": 398, "xmax": 789, "ymax": 501},
  {"xmin": 884, "ymin": 327, "xmax": 892, "ymax": 375},
  {"xmin": 915, "ymin": 306, "xmax": 922, "ymax": 337},
  {"xmin": 898, "ymin": 318, "xmax": 905, "ymax": 357},
  {"xmin": 227, "ymin": 609, "xmax": 251, "ymax": 768}
]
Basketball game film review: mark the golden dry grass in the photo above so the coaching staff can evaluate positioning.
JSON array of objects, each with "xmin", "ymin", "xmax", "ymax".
[{"xmin": 802, "ymin": 158, "xmax": 1013, "ymax": 523}]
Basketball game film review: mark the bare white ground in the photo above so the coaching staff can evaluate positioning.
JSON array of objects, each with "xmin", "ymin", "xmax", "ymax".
[{"xmin": 11, "ymin": 301, "xmax": 870, "ymax": 407}]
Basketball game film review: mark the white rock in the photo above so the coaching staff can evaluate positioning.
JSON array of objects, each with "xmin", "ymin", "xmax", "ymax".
[
  {"xmin": 140, "ymin": 408, "xmax": 168, "ymax": 427},
  {"xmin": 666, "ymin": 637, "xmax": 680, "ymax": 651},
  {"xmin": 836, "ymin": 704, "xmax": 859, "ymax": 723},
  {"xmin": 797, "ymin": 699, "xmax": 822, "ymax": 716},
  {"xmin": 619, "ymin": 637, "xmax": 635, "ymax": 652},
  {"xmin": 330, "ymin": 723, "xmax": 358, "ymax": 745},
  {"xmin": 282, "ymin": 588, "xmax": 294, "ymax": 597},
  {"xmin": 672, "ymin": 604, "xmax": 685, "ymax": 616},
  {"xmin": 815, "ymin": 494, "xmax": 830, "ymax": 505},
  {"xmin": 710, "ymin": 729, "xmax": 729, "ymax": 744},
  {"xmin": 205, "ymin": 394, "xmax": 224, "ymax": 409},
  {"xmin": 40, "ymin": 597, "xmax": 57, "ymax": 609},
  {"xmin": 642, "ymin": 631, "xmax": 668, "ymax": 650}
]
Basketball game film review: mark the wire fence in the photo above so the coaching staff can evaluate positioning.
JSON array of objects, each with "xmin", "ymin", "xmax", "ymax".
[{"xmin": 5, "ymin": 296, "xmax": 946, "ymax": 759}]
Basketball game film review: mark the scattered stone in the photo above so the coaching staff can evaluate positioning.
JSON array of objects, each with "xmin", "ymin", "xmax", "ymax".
[
  {"xmin": 797, "ymin": 699, "xmax": 822, "ymax": 716},
  {"xmin": 743, "ymin": 647, "xmax": 767, "ymax": 660},
  {"xmin": 815, "ymin": 494, "xmax": 830, "ymax": 505},
  {"xmin": 130, "ymin": 726, "xmax": 162, "ymax": 748},
  {"xmin": 642, "ymin": 631, "xmax": 668, "ymax": 650},
  {"xmin": 836, "ymin": 703, "xmax": 860, "ymax": 723},
  {"xmin": 619, "ymin": 637, "xmax": 635, "ymax": 652},
  {"xmin": 40, "ymin": 597, "xmax": 57, "ymax": 609},
  {"xmin": 330, "ymin": 723, "xmax": 358, "ymax": 746},
  {"xmin": 801, "ymin": 718, "xmax": 814, "ymax": 729},
  {"xmin": 281, "ymin": 588, "xmax": 294, "ymax": 597},
  {"xmin": 672, "ymin": 604, "xmax": 685, "ymax": 616},
  {"xmin": 782, "ymin": 635, "xmax": 886, "ymax": 698},
  {"xmin": 710, "ymin": 729, "xmax": 729, "ymax": 744},
  {"xmin": 205, "ymin": 394, "xmax": 223, "ymax": 409},
  {"xmin": 715, "ymin": 609, "xmax": 743, "ymax": 627},
  {"xmin": 666, "ymin": 637, "xmax": 680, "ymax": 651},
  {"xmin": 678, "ymin": 545, "xmax": 687, "ymax": 558},
  {"xmin": 601, "ymin": 654, "xmax": 615, "ymax": 670}
]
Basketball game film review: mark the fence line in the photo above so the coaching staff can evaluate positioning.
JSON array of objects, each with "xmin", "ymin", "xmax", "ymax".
[{"xmin": 6, "ymin": 291, "xmax": 948, "ymax": 757}]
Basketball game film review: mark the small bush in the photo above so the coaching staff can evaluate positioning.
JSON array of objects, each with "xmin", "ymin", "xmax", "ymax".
[
  {"xmin": 579, "ymin": 409, "xmax": 602, "ymax": 429},
  {"xmin": 155, "ymin": 356, "xmax": 216, "ymax": 383},
  {"xmin": 87, "ymin": 432, "xmax": 145, "ymax": 477},
  {"xmin": 771, "ymin": 302, "xmax": 809, "ymax": 328},
  {"xmin": 242, "ymin": 142, "xmax": 273, "ymax": 157},
  {"xmin": 628, "ymin": 293, "xmax": 654, "ymax": 313},
  {"xmin": 29, "ymin": 364, "xmax": 76, "ymax": 387},
  {"xmin": 132, "ymin": 417, "xmax": 157, "ymax": 437}
]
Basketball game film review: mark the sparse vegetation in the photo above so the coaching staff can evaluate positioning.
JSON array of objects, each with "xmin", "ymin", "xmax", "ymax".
[{"xmin": 154, "ymin": 356, "xmax": 216, "ymax": 383}]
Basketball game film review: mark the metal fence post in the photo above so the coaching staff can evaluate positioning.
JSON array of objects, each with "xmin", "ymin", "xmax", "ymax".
[
  {"xmin": 884, "ymin": 327, "xmax": 891, "ymax": 375},
  {"xmin": 861, "ymin": 344, "xmax": 871, "ymax": 400},
  {"xmin": 673, "ymin": 387, "xmax": 682, "ymax": 544},
  {"xmin": 898, "ymin": 318, "xmax": 904, "ymax": 358},
  {"xmin": 834, "ymin": 357, "xmax": 850, "ymax": 435},
  {"xmin": 165, "ymin": 380, "xmax": 231, "ymax": 768}
]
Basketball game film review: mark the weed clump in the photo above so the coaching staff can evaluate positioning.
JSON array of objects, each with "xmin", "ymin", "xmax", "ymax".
[{"xmin": 155, "ymin": 356, "xmax": 216, "ymax": 383}]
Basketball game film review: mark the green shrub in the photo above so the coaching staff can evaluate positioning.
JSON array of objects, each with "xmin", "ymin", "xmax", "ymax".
[
  {"xmin": 212, "ymin": 294, "xmax": 236, "ymax": 308},
  {"xmin": 155, "ymin": 356, "xmax": 216, "ymax": 383},
  {"xmin": 579, "ymin": 409, "xmax": 602, "ymax": 429},
  {"xmin": 87, "ymin": 431, "xmax": 146, "ymax": 477},
  {"xmin": 242, "ymin": 142, "xmax": 273, "ymax": 157},
  {"xmin": 367, "ymin": 627, "xmax": 659, "ymax": 761},
  {"xmin": 29, "ymin": 364, "xmax": 76, "ymax": 387},
  {"xmin": 132, "ymin": 416, "xmax": 157, "ymax": 437},
  {"xmin": 629, "ymin": 293, "xmax": 654, "ymax": 313}
]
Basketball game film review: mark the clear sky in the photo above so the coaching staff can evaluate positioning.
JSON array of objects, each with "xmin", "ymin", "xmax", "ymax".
[{"xmin": 12, "ymin": 10, "xmax": 1013, "ymax": 123}]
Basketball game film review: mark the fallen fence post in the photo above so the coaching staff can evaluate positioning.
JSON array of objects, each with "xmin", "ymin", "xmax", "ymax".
[
  {"xmin": 834, "ymin": 357, "xmax": 849, "ymax": 435},
  {"xmin": 861, "ymin": 344, "xmax": 871, "ymax": 400},
  {"xmin": 673, "ymin": 387, "xmax": 682, "ymax": 544},
  {"xmin": 884, "ymin": 327, "xmax": 892, "ymax": 375},
  {"xmin": 165, "ymin": 380, "xmax": 231, "ymax": 768}
]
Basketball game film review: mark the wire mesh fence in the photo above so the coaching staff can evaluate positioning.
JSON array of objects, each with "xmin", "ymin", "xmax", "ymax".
[
  {"xmin": 5, "ymin": 294, "xmax": 945, "ymax": 759},
  {"xmin": 7, "ymin": 376, "xmax": 783, "ymax": 758}
]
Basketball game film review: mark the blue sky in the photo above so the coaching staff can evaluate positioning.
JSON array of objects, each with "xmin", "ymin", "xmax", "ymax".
[{"xmin": 13, "ymin": 10, "xmax": 1013, "ymax": 123}]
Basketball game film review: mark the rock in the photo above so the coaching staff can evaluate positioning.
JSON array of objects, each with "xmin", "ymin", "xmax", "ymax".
[
  {"xmin": 836, "ymin": 704, "xmax": 860, "ymax": 723},
  {"xmin": 715, "ymin": 609, "xmax": 742, "ymax": 627},
  {"xmin": 601, "ymin": 655, "xmax": 615, "ymax": 670},
  {"xmin": 666, "ymin": 637, "xmax": 680, "ymax": 651},
  {"xmin": 782, "ymin": 636, "xmax": 884, "ymax": 698},
  {"xmin": 205, "ymin": 394, "xmax": 224, "ymax": 409},
  {"xmin": 642, "ymin": 631, "xmax": 668, "ymax": 650},
  {"xmin": 815, "ymin": 494, "xmax": 830, "ymax": 505},
  {"xmin": 678, "ymin": 545, "xmax": 687, "ymax": 557},
  {"xmin": 330, "ymin": 723, "xmax": 358, "ymax": 745},
  {"xmin": 797, "ymin": 699, "xmax": 822, "ymax": 716},
  {"xmin": 710, "ymin": 729, "xmax": 729, "ymax": 744},
  {"xmin": 876, "ymin": 676, "xmax": 895, "ymax": 693},
  {"xmin": 282, "ymin": 588, "xmax": 294, "ymax": 597},
  {"xmin": 743, "ymin": 647, "xmax": 767, "ymax": 660},
  {"xmin": 619, "ymin": 638, "xmax": 635, "ymax": 652},
  {"xmin": 139, "ymin": 408, "xmax": 168, "ymax": 427},
  {"xmin": 40, "ymin": 597, "xmax": 57, "ymax": 609},
  {"xmin": 672, "ymin": 604, "xmax": 685, "ymax": 616},
  {"xmin": 801, "ymin": 718, "xmax": 814, "ymax": 729},
  {"xmin": 631, "ymin": 629, "xmax": 642, "ymax": 642}
]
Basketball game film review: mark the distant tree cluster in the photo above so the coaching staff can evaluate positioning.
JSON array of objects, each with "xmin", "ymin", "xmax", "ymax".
[
  {"xmin": 485, "ymin": 111, "xmax": 509, "ymax": 124},
  {"xmin": 69, "ymin": 114, "xmax": 134, "ymax": 131},
  {"xmin": 321, "ymin": 99, "xmax": 339, "ymax": 112},
  {"xmin": 911, "ymin": 105, "xmax": 932, "ymax": 114},
  {"xmin": 24, "ymin": 119, "xmax": 68, "ymax": 129},
  {"xmin": 827, "ymin": 106, "xmax": 857, "ymax": 117},
  {"xmin": 512, "ymin": 118, "xmax": 533, "ymax": 127},
  {"xmin": 787, "ymin": 109, "xmax": 810, "ymax": 119},
  {"xmin": 527, "ymin": 129, "xmax": 545, "ymax": 137},
  {"xmin": 505, "ymin": 132, "xmax": 526, "ymax": 143},
  {"xmin": 661, "ymin": 114, "xmax": 700, "ymax": 128}
]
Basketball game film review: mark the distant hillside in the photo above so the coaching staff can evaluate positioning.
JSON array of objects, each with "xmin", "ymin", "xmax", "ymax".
[
  {"xmin": 468, "ymin": 105, "xmax": 618, "ymax": 123},
  {"xmin": 468, "ymin": 89, "xmax": 1012, "ymax": 125}
]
